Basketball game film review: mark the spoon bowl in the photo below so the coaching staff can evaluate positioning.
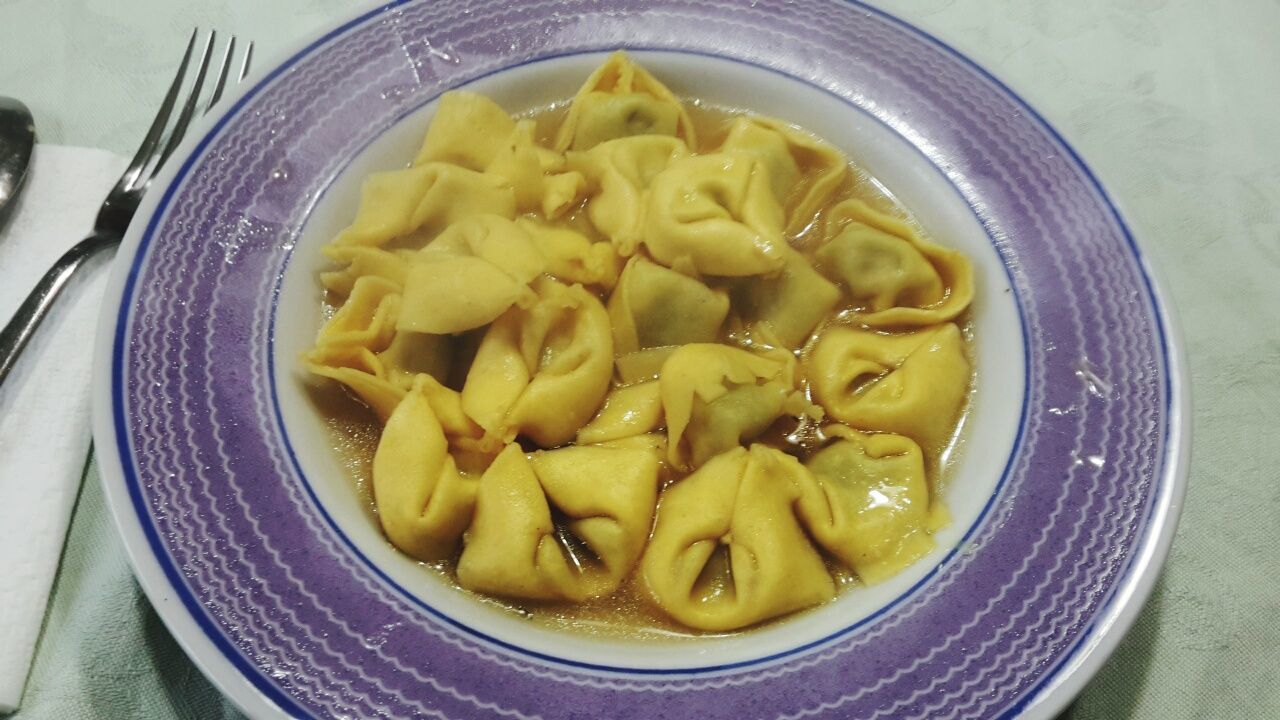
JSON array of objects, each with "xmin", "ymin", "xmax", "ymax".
[{"xmin": 0, "ymin": 96, "xmax": 36, "ymax": 228}]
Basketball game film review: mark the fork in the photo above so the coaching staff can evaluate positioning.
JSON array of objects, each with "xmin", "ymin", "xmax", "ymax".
[{"xmin": 0, "ymin": 29, "xmax": 253, "ymax": 386}]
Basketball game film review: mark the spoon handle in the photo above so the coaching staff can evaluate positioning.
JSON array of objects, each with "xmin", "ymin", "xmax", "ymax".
[{"xmin": 0, "ymin": 231, "xmax": 118, "ymax": 386}]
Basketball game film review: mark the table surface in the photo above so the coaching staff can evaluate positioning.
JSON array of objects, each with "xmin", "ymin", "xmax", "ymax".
[{"xmin": 3, "ymin": 1, "xmax": 1278, "ymax": 718}]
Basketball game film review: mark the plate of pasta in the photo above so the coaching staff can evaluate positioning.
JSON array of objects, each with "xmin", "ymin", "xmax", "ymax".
[{"xmin": 92, "ymin": 2, "xmax": 1188, "ymax": 719}]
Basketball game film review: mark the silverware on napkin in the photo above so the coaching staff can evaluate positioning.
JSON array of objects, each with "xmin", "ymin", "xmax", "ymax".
[
  {"xmin": 0, "ymin": 29, "xmax": 252, "ymax": 386},
  {"xmin": 0, "ymin": 28, "xmax": 252, "ymax": 715}
]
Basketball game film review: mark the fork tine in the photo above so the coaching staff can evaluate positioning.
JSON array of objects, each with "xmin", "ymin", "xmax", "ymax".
[
  {"xmin": 152, "ymin": 30, "xmax": 216, "ymax": 175},
  {"xmin": 203, "ymin": 36, "xmax": 236, "ymax": 113},
  {"xmin": 118, "ymin": 28, "xmax": 197, "ymax": 191},
  {"xmin": 239, "ymin": 42, "xmax": 254, "ymax": 81}
]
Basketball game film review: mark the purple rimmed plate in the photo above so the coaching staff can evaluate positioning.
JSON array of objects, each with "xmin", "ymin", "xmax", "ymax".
[{"xmin": 92, "ymin": 1, "xmax": 1189, "ymax": 718}]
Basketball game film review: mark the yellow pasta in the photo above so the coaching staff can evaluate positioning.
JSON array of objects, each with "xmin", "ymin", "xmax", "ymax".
[
  {"xmin": 613, "ymin": 346, "xmax": 678, "ymax": 385},
  {"xmin": 817, "ymin": 198, "xmax": 974, "ymax": 327},
  {"xmin": 555, "ymin": 51, "xmax": 696, "ymax": 152},
  {"xmin": 516, "ymin": 218, "xmax": 622, "ymax": 289},
  {"xmin": 305, "ymin": 346, "xmax": 405, "ymax": 423},
  {"xmin": 308, "ymin": 51, "xmax": 977, "ymax": 636},
  {"xmin": 642, "ymin": 153, "xmax": 787, "ymax": 276},
  {"xmin": 319, "ymin": 245, "xmax": 409, "ymax": 296},
  {"xmin": 641, "ymin": 445, "xmax": 835, "ymax": 631},
  {"xmin": 659, "ymin": 343, "xmax": 797, "ymax": 469},
  {"xmin": 806, "ymin": 323, "xmax": 970, "ymax": 452},
  {"xmin": 608, "ymin": 255, "xmax": 730, "ymax": 356},
  {"xmin": 372, "ymin": 376, "xmax": 479, "ymax": 562},
  {"xmin": 394, "ymin": 215, "xmax": 549, "ymax": 334},
  {"xmin": 731, "ymin": 246, "xmax": 841, "ymax": 350},
  {"xmin": 378, "ymin": 329, "xmax": 452, "ymax": 389},
  {"xmin": 399, "ymin": 255, "xmax": 534, "ymax": 335},
  {"xmin": 461, "ymin": 277, "xmax": 613, "ymax": 447},
  {"xmin": 798, "ymin": 426, "xmax": 943, "ymax": 584},
  {"xmin": 569, "ymin": 135, "xmax": 691, "ymax": 256},
  {"xmin": 331, "ymin": 163, "xmax": 515, "ymax": 248},
  {"xmin": 414, "ymin": 91, "xmax": 517, "ymax": 169},
  {"xmin": 718, "ymin": 116, "xmax": 848, "ymax": 234},
  {"xmin": 457, "ymin": 443, "xmax": 660, "ymax": 601},
  {"xmin": 576, "ymin": 381, "xmax": 664, "ymax": 444},
  {"xmin": 486, "ymin": 119, "xmax": 587, "ymax": 219}
]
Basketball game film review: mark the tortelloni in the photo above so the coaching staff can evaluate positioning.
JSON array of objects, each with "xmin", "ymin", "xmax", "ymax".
[
  {"xmin": 417, "ymin": 91, "xmax": 585, "ymax": 219},
  {"xmin": 331, "ymin": 162, "xmax": 515, "ymax": 249},
  {"xmin": 577, "ymin": 381, "xmax": 664, "ymax": 445},
  {"xmin": 307, "ymin": 51, "xmax": 977, "ymax": 637},
  {"xmin": 568, "ymin": 135, "xmax": 690, "ymax": 256},
  {"xmin": 458, "ymin": 443, "xmax": 660, "ymax": 601},
  {"xmin": 608, "ymin": 255, "xmax": 730, "ymax": 356},
  {"xmin": 659, "ymin": 343, "xmax": 802, "ymax": 470},
  {"xmin": 718, "ymin": 116, "xmax": 848, "ymax": 235},
  {"xmin": 517, "ymin": 219, "xmax": 622, "ymax": 290},
  {"xmin": 555, "ymin": 51, "xmax": 697, "ymax": 152},
  {"xmin": 398, "ymin": 215, "xmax": 546, "ymax": 335},
  {"xmin": 817, "ymin": 198, "xmax": 974, "ymax": 327},
  {"xmin": 319, "ymin": 245, "xmax": 409, "ymax": 296},
  {"xmin": 642, "ymin": 153, "xmax": 787, "ymax": 277},
  {"xmin": 462, "ymin": 277, "xmax": 613, "ymax": 447},
  {"xmin": 798, "ymin": 426, "xmax": 947, "ymax": 584},
  {"xmin": 642, "ymin": 445, "xmax": 836, "ymax": 632},
  {"xmin": 730, "ymin": 247, "xmax": 841, "ymax": 350},
  {"xmin": 304, "ymin": 275, "xmax": 404, "ymax": 421},
  {"xmin": 372, "ymin": 376, "xmax": 479, "ymax": 562},
  {"xmin": 806, "ymin": 323, "xmax": 970, "ymax": 452}
]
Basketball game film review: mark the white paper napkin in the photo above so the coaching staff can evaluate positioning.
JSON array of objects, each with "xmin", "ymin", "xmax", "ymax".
[{"xmin": 0, "ymin": 145, "xmax": 126, "ymax": 714}]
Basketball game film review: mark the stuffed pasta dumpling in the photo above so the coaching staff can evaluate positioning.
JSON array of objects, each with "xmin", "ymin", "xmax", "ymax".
[
  {"xmin": 642, "ymin": 153, "xmax": 787, "ymax": 277},
  {"xmin": 614, "ymin": 346, "xmax": 678, "ymax": 385},
  {"xmin": 309, "ymin": 332, "xmax": 485, "ymax": 440},
  {"xmin": 415, "ymin": 91, "xmax": 584, "ymax": 218},
  {"xmin": 414, "ymin": 91, "xmax": 517, "ymax": 170},
  {"xmin": 485, "ymin": 119, "xmax": 586, "ymax": 219},
  {"xmin": 641, "ymin": 445, "xmax": 835, "ymax": 631},
  {"xmin": 398, "ymin": 256, "xmax": 533, "ymax": 336},
  {"xmin": 569, "ymin": 135, "xmax": 690, "ymax": 256},
  {"xmin": 730, "ymin": 246, "xmax": 840, "ymax": 349},
  {"xmin": 372, "ymin": 375, "xmax": 480, "ymax": 562},
  {"xmin": 806, "ymin": 323, "xmax": 969, "ymax": 451},
  {"xmin": 305, "ymin": 346, "xmax": 404, "ymax": 423},
  {"xmin": 396, "ymin": 214, "xmax": 546, "ymax": 335},
  {"xmin": 660, "ymin": 343, "xmax": 799, "ymax": 469},
  {"xmin": 420, "ymin": 214, "xmax": 546, "ymax": 283},
  {"xmin": 608, "ymin": 255, "xmax": 730, "ymax": 356},
  {"xmin": 817, "ymin": 199, "xmax": 973, "ymax": 327},
  {"xmin": 554, "ymin": 51, "xmax": 696, "ymax": 152},
  {"xmin": 312, "ymin": 275, "xmax": 399, "ymax": 352},
  {"xmin": 461, "ymin": 278, "xmax": 613, "ymax": 447},
  {"xmin": 331, "ymin": 163, "xmax": 516, "ymax": 249},
  {"xmin": 718, "ymin": 116, "xmax": 848, "ymax": 235},
  {"xmin": 378, "ymin": 329, "xmax": 453, "ymax": 390},
  {"xmin": 306, "ymin": 275, "xmax": 460, "ymax": 426},
  {"xmin": 797, "ymin": 426, "xmax": 942, "ymax": 584},
  {"xmin": 457, "ymin": 443, "xmax": 660, "ymax": 601},
  {"xmin": 305, "ymin": 275, "xmax": 402, "ymax": 420}
]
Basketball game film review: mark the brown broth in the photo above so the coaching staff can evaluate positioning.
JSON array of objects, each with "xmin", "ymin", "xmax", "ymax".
[{"xmin": 317, "ymin": 100, "xmax": 974, "ymax": 640}]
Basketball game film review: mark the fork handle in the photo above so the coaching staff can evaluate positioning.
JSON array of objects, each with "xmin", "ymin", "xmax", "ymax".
[{"xmin": 0, "ymin": 231, "xmax": 120, "ymax": 386}]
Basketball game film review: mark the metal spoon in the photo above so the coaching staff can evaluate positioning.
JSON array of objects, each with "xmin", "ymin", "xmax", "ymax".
[{"xmin": 0, "ymin": 96, "xmax": 36, "ymax": 229}]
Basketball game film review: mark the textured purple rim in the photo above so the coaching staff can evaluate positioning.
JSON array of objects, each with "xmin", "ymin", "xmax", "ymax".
[{"xmin": 103, "ymin": 1, "xmax": 1174, "ymax": 718}]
